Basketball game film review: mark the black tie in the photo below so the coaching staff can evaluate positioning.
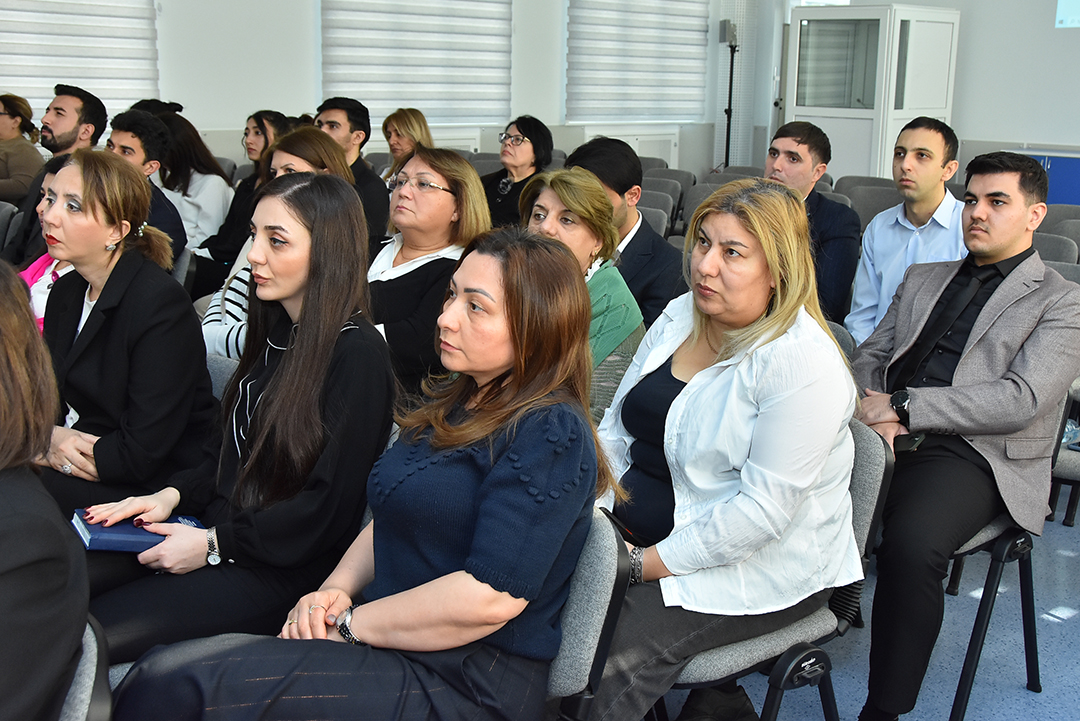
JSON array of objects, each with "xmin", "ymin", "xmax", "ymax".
[{"xmin": 888, "ymin": 264, "xmax": 998, "ymax": 392}]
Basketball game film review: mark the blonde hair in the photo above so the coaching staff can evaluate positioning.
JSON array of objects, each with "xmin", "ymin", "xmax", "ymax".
[
  {"xmin": 67, "ymin": 149, "xmax": 173, "ymax": 270},
  {"xmin": 518, "ymin": 167, "xmax": 620, "ymax": 264},
  {"xmin": 381, "ymin": 108, "xmax": 434, "ymax": 180},
  {"xmin": 683, "ymin": 178, "xmax": 843, "ymax": 362},
  {"xmin": 387, "ymin": 145, "xmax": 492, "ymax": 246}
]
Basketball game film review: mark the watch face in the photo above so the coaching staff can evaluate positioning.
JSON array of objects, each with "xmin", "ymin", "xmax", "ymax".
[{"xmin": 208, "ymin": 554, "xmax": 221, "ymax": 566}]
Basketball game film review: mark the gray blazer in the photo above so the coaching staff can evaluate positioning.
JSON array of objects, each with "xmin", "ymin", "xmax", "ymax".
[{"xmin": 852, "ymin": 251, "xmax": 1080, "ymax": 534}]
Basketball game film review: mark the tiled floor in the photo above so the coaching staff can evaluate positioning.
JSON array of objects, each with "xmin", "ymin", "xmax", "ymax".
[{"xmin": 658, "ymin": 517, "xmax": 1080, "ymax": 720}]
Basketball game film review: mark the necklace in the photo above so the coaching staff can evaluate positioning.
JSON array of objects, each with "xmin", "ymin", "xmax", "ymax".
[{"xmin": 704, "ymin": 326, "xmax": 720, "ymax": 355}]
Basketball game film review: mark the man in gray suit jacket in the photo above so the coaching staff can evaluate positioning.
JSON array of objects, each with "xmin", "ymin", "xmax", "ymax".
[{"xmin": 850, "ymin": 152, "xmax": 1080, "ymax": 721}]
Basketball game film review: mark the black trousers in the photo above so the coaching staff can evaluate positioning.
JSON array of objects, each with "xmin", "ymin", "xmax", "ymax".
[
  {"xmin": 88, "ymin": 550, "xmax": 335, "ymax": 663},
  {"xmin": 867, "ymin": 435, "xmax": 1006, "ymax": 715},
  {"xmin": 112, "ymin": 634, "xmax": 550, "ymax": 721}
]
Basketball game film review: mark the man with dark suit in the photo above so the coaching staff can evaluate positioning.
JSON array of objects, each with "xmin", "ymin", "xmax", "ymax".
[
  {"xmin": 765, "ymin": 121, "xmax": 860, "ymax": 322},
  {"xmin": 565, "ymin": 136, "xmax": 685, "ymax": 326},
  {"xmin": 106, "ymin": 109, "xmax": 187, "ymax": 262},
  {"xmin": 314, "ymin": 97, "xmax": 390, "ymax": 251},
  {"xmin": 851, "ymin": 152, "xmax": 1080, "ymax": 721}
]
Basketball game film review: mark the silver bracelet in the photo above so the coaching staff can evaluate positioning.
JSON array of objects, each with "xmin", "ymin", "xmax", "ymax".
[
  {"xmin": 336, "ymin": 603, "xmax": 367, "ymax": 645},
  {"xmin": 629, "ymin": 546, "xmax": 645, "ymax": 585}
]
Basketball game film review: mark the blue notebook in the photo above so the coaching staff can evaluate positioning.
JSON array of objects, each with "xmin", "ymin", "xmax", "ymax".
[{"xmin": 71, "ymin": 509, "xmax": 205, "ymax": 552}]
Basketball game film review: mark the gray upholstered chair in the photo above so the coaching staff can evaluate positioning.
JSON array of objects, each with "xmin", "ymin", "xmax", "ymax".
[
  {"xmin": 1049, "ymin": 219, "xmax": 1080, "ymax": 250},
  {"xmin": 646, "ymin": 419, "xmax": 894, "ymax": 721},
  {"xmin": 206, "ymin": 353, "xmax": 240, "ymax": 401},
  {"xmin": 1049, "ymin": 376, "xmax": 1080, "ymax": 527},
  {"xmin": 60, "ymin": 615, "xmax": 112, "ymax": 721},
  {"xmin": 1032, "ymin": 232, "xmax": 1079, "ymax": 263},
  {"xmin": 848, "ymin": 186, "xmax": 904, "ymax": 233},
  {"xmin": 1043, "ymin": 204, "xmax": 1080, "ymax": 235},
  {"xmin": 720, "ymin": 165, "xmax": 765, "ymax": 177},
  {"xmin": 820, "ymin": 191, "xmax": 852, "ymax": 208},
  {"xmin": 642, "ymin": 176, "xmax": 683, "ymax": 212},
  {"xmin": 364, "ymin": 152, "xmax": 391, "ymax": 172},
  {"xmin": 171, "ymin": 247, "xmax": 193, "ymax": 291},
  {"xmin": 469, "ymin": 158, "xmax": 505, "ymax": 177},
  {"xmin": 214, "ymin": 156, "xmax": 237, "ymax": 180},
  {"xmin": 645, "ymin": 168, "xmax": 696, "ymax": 213},
  {"xmin": 232, "ymin": 162, "xmax": 255, "ymax": 185},
  {"xmin": 548, "ymin": 507, "xmax": 631, "ymax": 721},
  {"xmin": 638, "ymin": 207, "xmax": 670, "ymax": 239},
  {"xmin": 3, "ymin": 210, "xmax": 22, "ymax": 252},
  {"xmin": 638, "ymin": 190, "xmax": 674, "ymax": 233},
  {"xmin": 833, "ymin": 175, "xmax": 895, "ymax": 199},
  {"xmin": 638, "ymin": 156, "xmax": 668, "ymax": 174},
  {"xmin": 819, "ymin": 172, "xmax": 834, "ymax": 188},
  {"xmin": 0, "ymin": 201, "xmax": 16, "ymax": 249}
]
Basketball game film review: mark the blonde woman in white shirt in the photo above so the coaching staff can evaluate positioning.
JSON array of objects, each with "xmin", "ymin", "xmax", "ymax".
[{"xmin": 588, "ymin": 178, "xmax": 863, "ymax": 721}]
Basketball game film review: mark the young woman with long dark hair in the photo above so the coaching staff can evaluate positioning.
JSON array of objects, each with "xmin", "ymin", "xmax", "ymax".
[{"xmin": 83, "ymin": 172, "xmax": 395, "ymax": 664}]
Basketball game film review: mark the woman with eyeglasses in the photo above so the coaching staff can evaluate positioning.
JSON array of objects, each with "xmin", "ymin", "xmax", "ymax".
[
  {"xmin": 0, "ymin": 93, "xmax": 45, "ymax": 203},
  {"xmin": 377, "ymin": 145, "xmax": 491, "ymax": 399},
  {"xmin": 481, "ymin": 115, "xmax": 553, "ymax": 228}
]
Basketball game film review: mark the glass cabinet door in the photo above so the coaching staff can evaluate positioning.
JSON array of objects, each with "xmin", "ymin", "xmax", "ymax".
[{"xmin": 795, "ymin": 18, "xmax": 879, "ymax": 109}]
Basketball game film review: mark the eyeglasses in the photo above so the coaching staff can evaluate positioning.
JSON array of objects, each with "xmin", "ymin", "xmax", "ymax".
[
  {"xmin": 387, "ymin": 174, "xmax": 454, "ymax": 195},
  {"xmin": 498, "ymin": 132, "xmax": 531, "ymax": 147}
]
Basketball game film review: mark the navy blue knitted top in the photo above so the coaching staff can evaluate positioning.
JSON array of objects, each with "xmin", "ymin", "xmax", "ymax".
[{"xmin": 364, "ymin": 402, "xmax": 596, "ymax": 661}]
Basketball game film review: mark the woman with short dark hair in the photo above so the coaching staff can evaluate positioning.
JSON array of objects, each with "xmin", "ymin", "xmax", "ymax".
[{"xmin": 481, "ymin": 114, "xmax": 554, "ymax": 227}]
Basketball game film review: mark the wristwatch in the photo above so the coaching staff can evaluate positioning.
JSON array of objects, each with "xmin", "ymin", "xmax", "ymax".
[
  {"xmin": 890, "ymin": 390, "xmax": 911, "ymax": 427},
  {"xmin": 206, "ymin": 527, "xmax": 221, "ymax": 566},
  {"xmin": 336, "ymin": 603, "xmax": 367, "ymax": 645}
]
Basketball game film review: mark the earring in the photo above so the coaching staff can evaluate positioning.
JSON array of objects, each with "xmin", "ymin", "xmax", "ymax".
[{"xmin": 105, "ymin": 243, "xmax": 117, "ymax": 251}]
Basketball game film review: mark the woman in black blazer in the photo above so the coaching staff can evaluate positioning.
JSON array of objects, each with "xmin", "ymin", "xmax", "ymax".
[
  {"xmin": 37, "ymin": 149, "xmax": 216, "ymax": 513},
  {"xmin": 0, "ymin": 260, "xmax": 88, "ymax": 721}
]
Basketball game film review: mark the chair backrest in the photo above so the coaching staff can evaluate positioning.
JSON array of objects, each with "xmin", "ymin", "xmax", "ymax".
[
  {"xmin": 721, "ymin": 165, "xmax": 765, "ymax": 177},
  {"xmin": 364, "ymin": 152, "xmax": 391, "ymax": 173},
  {"xmin": 1044, "ymin": 204, "xmax": 1080, "ymax": 234},
  {"xmin": 1032, "ymin": 232, "xmax": 1079, "ymax": 263},
  {"xmin": 1044, "ymin": 260, "xmax": 1080, "ymax": 286},
  {"xmin": 232, "ymin": 162, "xmax": 255, "ymax": 186},
  {"xmin": 551, "ymin": 148, "xmax": 568, "ymax": 161},
  {"xmin": 638, "ymin": 156, "xmax": 668, "ymax": 173},
  {"xmin": 820, "ymin": 191, "xmax": 852, "ymax": 208},
  {"xmin": 214, "ymin": 156, "xmax": 237, "ymax": 180},
  {"xmin": 641, "ymin": 176, "xmax": 682, "ymax": 209},
  {"xmin": 645, "ymin": 168, "xmax": 696, "ymax": 207},
  {"xmin": 667, "ymin": 234, "xmax": 685, "ymax": 252},
  {"xmin": 1050, "ymin": 219, "xmax": 1080, "ymax": 248},
  {"xmin": 471, "ymin": 151, "xmax": 501, "ymax": 163},
  {"xmin": 848, "ymin": 185, "xmax": 904, "ymax": 233},
  {"xmin": 848, "ymin": 418, "xmax": 894, "ymax": 561},
  {"xmin": 4, "ymin": 210, "xmax": 23, "ymax": 250},
  {"xmin": 470, "ymin": 158, "xmax": 505, "ymax": 177},
  {"xmin": 820, "ymin": 171, "xmax": 834, "ymax": 188},
  {"xmin": 683, "ymin": 183, "xmax": 723, "ymax": 221},
  {"xmin": 814, "ymin": 179, "xmax": 833, "ymax": 195},
  {"xmin": 945, "ymin": 181, "xmax": 966, "ymax": 202},
  {"xmin": 638, "ymin": 189, "xmax": 673, "ymax": 219},
  {"xmin": 826, "ymin": 321, "xmax": 856, "ymax": 361},
  {"xmin": 547, "ymin": 507, "xmax": 630, "ymax": 701},
  {"xmin": 547, "ymin": 156, "xmax": 566, "ymax": 170},
  {"xmin": 833, "ymin": 175, "xmax": 894, "ymax": 198},
  {"xmin": 637, "ymin": 206, "xmax": 670, "ymax": 238},
  {"xmin": 0, "ymin": 200, "xmax": 16, "ymax": 247},
  {"xmin": 59, "ymin": 616, "xmax": 112, "ymax": 721},
  {"xmin": 207, "ymin": 353, "xmax": 240, "ymax": 400}
]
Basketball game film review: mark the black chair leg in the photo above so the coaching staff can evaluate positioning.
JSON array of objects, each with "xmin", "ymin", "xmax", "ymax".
[
  {"xmin": 1047, "ymin": 480, "xmax": 1062, "ymax": 522},
  {"xmin": 644, "ymin": 698, "xmax": 668, "ymax": 721},
  {"xmin": 817, "ymin": 672, "xmax": 841, "ymax": 721},
  {"xmin": 1018, "ymin": 551, "xmax": 1042, "ymax": 693},
  {"xmin": 1065, "ymin": 484, "xmax": 1079, "ymax": 527},
  {"xmin": 949, "ymin": 530, "xmax": 1032, "ymax": 721},
  {"xmin": 946, "ymin": 555, "xmax": 966, "ymax": 596}
]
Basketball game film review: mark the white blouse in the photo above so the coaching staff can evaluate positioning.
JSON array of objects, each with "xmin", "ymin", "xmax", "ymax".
[
  {"xmin": 156, "ymin": 171, "xmax": 234, "ymax": 254},
  {"xmin": 598, "ymin": 294, "xmax": 863, "ymax": 615}
]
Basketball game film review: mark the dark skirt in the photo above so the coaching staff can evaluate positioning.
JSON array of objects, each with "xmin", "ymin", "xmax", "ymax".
[{"xmin": 113, "ymin": 633, "xmax": 551, "ymax": 721}]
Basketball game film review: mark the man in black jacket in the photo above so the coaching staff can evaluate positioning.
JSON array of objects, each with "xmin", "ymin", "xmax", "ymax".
[
  {"xmin": 566, "ymin": 137, "xmax": 685, "ymax": 326},
  {"xmin": 314, "ymin": 97, "xmax": 389, "ymax": 250},
  {"xmin": 765, "ymin": 121, "xmax": 861, "ymax": 322},
  {"xmin": 106, "ymin": 109, "xmax": 187, "ymax": 262}
]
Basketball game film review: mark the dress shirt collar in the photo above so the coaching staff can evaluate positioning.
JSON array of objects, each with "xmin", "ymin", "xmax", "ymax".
[{"xmin": 893, "ymin": 187, "xmax": 963, "ymax": 232}]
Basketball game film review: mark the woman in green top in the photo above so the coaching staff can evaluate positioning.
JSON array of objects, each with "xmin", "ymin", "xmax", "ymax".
[{"xmin": 521, "ymin": 167, "xmax": 645, "ymax": 423}]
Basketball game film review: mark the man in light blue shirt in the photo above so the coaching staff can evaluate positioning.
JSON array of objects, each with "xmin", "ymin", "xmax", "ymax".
[{"xmin": 845, "ymin": 118, "xmax": 965, "ymax": 344}]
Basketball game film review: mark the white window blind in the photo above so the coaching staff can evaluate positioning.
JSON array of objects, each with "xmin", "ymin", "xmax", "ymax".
[
  {"xmin": 322, "ymin": 0, "xmax": 512, "ymax": 125},
  {"xmin": 566, "ymin": 0, "xmax": 709, "ymax": 123},
  {"xmin": 0, "ymin": 0, "xmax": 159, "ymax": 121}
]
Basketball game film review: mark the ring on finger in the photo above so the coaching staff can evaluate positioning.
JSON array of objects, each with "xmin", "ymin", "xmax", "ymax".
[
  {"xmin": 309, "ymin": 604, "xmax": 327, "ymax": 614},
  {"xmin": 61, "ymin": 462, "xmax": 73, "ymax": 475},
  {"xmin": 286, "ymin": 619, "xmax": 298, "ymax": 626}
]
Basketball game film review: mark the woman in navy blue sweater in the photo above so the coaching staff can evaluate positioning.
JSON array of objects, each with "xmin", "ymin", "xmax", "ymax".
[{"xmin": 113, "ymin": 227, "xmax": 620, "ymax": 721}]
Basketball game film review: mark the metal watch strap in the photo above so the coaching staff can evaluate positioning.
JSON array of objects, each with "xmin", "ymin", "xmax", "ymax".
[
  {"xmin": 206, "ymin": 527, "xmax": 221, "ymax": 566},
  {"xmin": 337, "ymin": 603, "xmax": 367, "ymax": 645},
  {"xmin": 629, "ymin": 546, "xmax": 645, "ymax": 585}
]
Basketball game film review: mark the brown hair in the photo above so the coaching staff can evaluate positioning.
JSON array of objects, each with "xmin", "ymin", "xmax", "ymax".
[
  {"xmin": 381, "ymin": 108, "xmax": 434, "ymax": 180},
  {"xmin": 387, "ymin": 145, "xmax": 492, "ymax": 246},
  {"xmin": 222, "ymin": 172, "xmax": 373, "ymax": 508},
  {"xmin": 0, "ymin": 93, "xmax": 39, "ymax": 144},
  {"xmin": 67, "ymin": 148, "xmax": 173, "ymax": 270},
  {"xmin": 0, "ymin": 261, "xmax": 58, "ymax": 469},
  {"xmin": 519, "ymin": 167, "xmax": 620, "ymax": 264},
  {"xmin": 259, "ymin": 126, "xmax": 355, "ymax": 186},
  {"xmin": 397, "ymin": 226, "xmax": 619, "ymax": 500}
]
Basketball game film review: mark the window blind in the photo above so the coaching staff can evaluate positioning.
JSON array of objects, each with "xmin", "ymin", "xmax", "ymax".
[
  {"xmin": 566, "ymin": 0, "xmax": 709, "ymax": 123},
  {"xmin": 0, "ymin": 0, "xmax": 159, "ymax": 120},
  {"xmin": 321, "ymin": 0, "xmax": 512, "ymax": 125}
]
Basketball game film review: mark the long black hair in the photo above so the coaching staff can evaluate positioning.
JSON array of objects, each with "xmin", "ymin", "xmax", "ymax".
[
  {"xmin": 157, "ymin": 112, "xmax": 232, "ymax": 195},
  {"xmin": 221, "ymin": 172, "xmax": 372, "ymax": 507}
]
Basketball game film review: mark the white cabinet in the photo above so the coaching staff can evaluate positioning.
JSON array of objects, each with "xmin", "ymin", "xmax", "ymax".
[{"xmin": 784, "ymin": 5, "xmax": 960, "ymax": 180}]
